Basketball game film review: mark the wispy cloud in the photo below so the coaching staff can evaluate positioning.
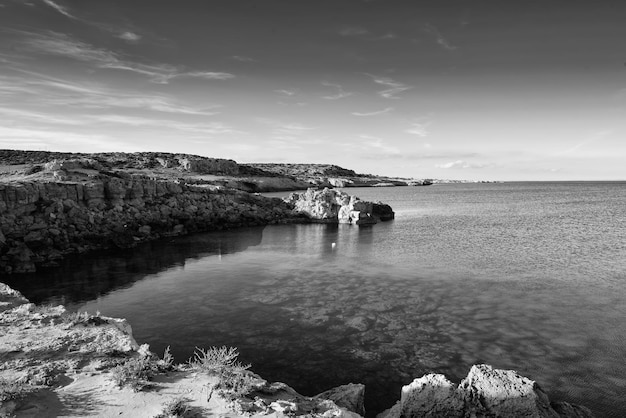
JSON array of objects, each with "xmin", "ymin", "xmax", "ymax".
[
  {"xmin": 117, "ymin": 31, "xmax": 142, "ymax": 42},
  {"xmin": 436, "ymin": 160, "xmax": 489, "ymax": 169},
  {"xmin": 351, "ymin": 107, "xmax": 394, "ymax": 117},
  {"xmin": 42, "ymin": 0, "xmax": 75, "ymax": 19},
  {"xmin": 20, "ymin": 31, "xmax": 234, "ymax": 84},
  {"xmin": 274, "ymin": 89, "xmax": 297, "ymax": 96},
  {"xmin": 406, "ymin": 119, "xmax": 432, "ymax": 137},
  {"xmin": 90, "ymin": 115, "xmax": 241, "ymax": 135},
  {"xmin": 0, "ymin": 126, "xmax": 135, "ymax": 152},
  {"xmin": 257, "ymin": 118, "xmax": 316, "ymax": 142},
  {"xmin": 423, "ymin": 23, "xmax": 457, "ymax": 51},
  {"xmin": 357, "ymin": 134, "xmax": 401, "ymax": 158},
  {"xmin": 321, "ymin": 82, "xmax": 353, "ymax": 100},
  {"xmin": 0, "ymin": 106, "xmax": 84, "ymax": 125},
  {"xmin": 2, "ymin": 70, "xmax": 220, "ymax": 115},
  {"xmin": 364, "ymin": 73, "xmax": 412, "ymax": 99}
]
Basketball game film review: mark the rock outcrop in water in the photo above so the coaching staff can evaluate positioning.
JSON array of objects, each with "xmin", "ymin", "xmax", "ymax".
[
  {"xmin": 0, "ymin": 283, "xmax": 594, "ymax": 417},
  {"xmin": 0, "ymin": 152, "xmax": 401, "ymax": 273},
  {"xmin": 284, "ymin": 188, "xmax": 394, "ymax": 225},
  {"xmin": 378, "ymin": 365, "xmax": 594, "ymax": 418}
]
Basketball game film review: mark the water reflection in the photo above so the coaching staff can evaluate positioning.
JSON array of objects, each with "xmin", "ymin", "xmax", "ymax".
[{"xmin": 2, "ymin": 226, "xmax": 265, "ymax": 306}]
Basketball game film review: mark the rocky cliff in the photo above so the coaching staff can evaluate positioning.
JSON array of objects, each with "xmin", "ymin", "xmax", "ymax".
[
  {"xmin": 0, "ymin": 158, "xmax": 397, "ymax": 274},
  {"xmin": 0, "ymin": 170, "xmax": 297, "ymax": 274}
]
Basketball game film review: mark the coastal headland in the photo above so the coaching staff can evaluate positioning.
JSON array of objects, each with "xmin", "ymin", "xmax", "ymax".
[
  {"xmin": 0, "ymin": 283, "xmax": 594, "ymax": 417},
  {"xmin": 0, "ymin": 150, "xmax": 394, "ymax": 274}
]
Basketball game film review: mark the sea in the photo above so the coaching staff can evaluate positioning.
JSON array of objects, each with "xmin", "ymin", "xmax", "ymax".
[{"xmin": 4, "ymin": 182, "xmax": 626, "ymax": 417}]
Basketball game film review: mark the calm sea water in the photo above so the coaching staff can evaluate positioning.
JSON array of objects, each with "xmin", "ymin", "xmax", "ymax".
[{"xmin": 5, "ymin": 182, "xmax": 626, "ymax": 416}]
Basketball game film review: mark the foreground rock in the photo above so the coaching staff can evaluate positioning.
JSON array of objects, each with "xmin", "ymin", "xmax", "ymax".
[
  {"xmin": 378, "ymin": 364, "xmax": 594, "ymax": 418},
  {"xmin": 284, "ymin": 188, "xmax": 394, "ymax": 225}
]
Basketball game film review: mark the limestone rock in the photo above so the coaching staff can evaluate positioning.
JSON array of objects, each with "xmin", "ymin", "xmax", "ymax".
[
  {"xmin": 399, "ymin": 374, "xmax": 463, "ymax": 418},
  {"xmin": 378, "ymin": 365, "xmax": 595, "ymax": 418},
  {"xmin": 315, "ymin": 383, "xmax": 366, "ymax": 416},
  {"xmin": 284, "ymin": 188, "xmax": 394, "ymax": 225},
  {"xmin": 459, "ymin": 364, "xmax": 558, "ymax": 417}
]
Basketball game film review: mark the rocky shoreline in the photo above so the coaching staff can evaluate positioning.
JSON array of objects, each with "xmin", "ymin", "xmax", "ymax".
[
  {"xmin": 0, "ymin": 283, "xmax": 594, "ymax": 417},
  {"xmin": 0, "ymin": 155, "xmax": 399, "ymax": 274}
]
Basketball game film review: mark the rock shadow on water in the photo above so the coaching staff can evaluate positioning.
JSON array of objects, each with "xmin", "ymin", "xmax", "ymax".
[{"xmin": 1, "ymin": 226, "xmax": 265, "ymax": 306}]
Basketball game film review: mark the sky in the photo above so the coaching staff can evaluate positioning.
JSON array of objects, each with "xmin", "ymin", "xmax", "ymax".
[{"xmin": 1, "ymin": 0, "xmax": 625, "ymax": 181}]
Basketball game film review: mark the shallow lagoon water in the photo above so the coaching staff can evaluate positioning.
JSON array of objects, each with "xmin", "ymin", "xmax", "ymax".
[{"xmin": 6, "ymin": 182, "xmax": 626, "ymax": 416}]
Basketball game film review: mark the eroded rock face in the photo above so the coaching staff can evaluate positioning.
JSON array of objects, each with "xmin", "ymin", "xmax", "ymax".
[
  {"xmin": 378, "ymin": 365, "xmax": 594, "ymax": 418},
  {"xmin": 284, "ymin": 188, "xmax": 394, "ymax": 225},
  {"xmin": 0, "ymin": 178, "xmax": 295, "ymax": 273}
]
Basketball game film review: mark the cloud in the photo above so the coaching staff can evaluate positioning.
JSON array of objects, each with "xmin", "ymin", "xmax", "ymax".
[
  {"xmin": 3, "ymin": 70, "xmax": 220, "ymax": 115},
  {"xmin": 20, "ymin": 31, "xmax": 234, "ymax": 84},
  {"xmin": 182, "ymin": 71, "xmax": 235, "ymax": 81},
  {"xmin": 0, "ymin": 126, "xmax": 135, "ymax": 151},
  {"xmin": 321, "ymin": 82, "xmax": 353, "ymax": 100},
  {"xmin": 274, "ymin": 89, "xmax": 297, "ymax": 96},
  {"xmin": 256, "ymin": 118, "xmax": 316, "ymax": 142},
  {"xmin": 405, "ymin": 121, "xmax": 431, "ymax": 137},
  {"xmin": 436, "ymin": 160, "xmax": 489, "ymax": 169},
  {"xmin": 0, "ymin": 106, "xmax": 84, "ymax": 125},
  {"xmin": 356, "ymin": 134, "xmax": 401, "ymax": 158},
  {"xmin": 339, "ymin": 26, "xmax": 369, "ymax": 37},
  {"xmin": 90, "ymin": 115, "xmax": 241, "ymax": 135},
  {"xmin": 423, "ymin": 23, "xmax": 457, "ymax": 51},
  {"xmin": 117, "ymin": 31, "xmax": 142, "ymax": 42},
  {"xmin": 364, "ymin": 73, "xmax": 412, "ymax": 99},
  {"xmin": 42, "ymin": 0, "xmax": 75, "ymax": 19},
  {"xmin": 351, "ymin": 107, "xmax": 394, "ymax": 116}
]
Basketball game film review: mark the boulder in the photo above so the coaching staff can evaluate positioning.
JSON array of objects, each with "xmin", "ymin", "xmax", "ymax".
[
  {"xmin": 398, "ymin": 374, "xmax": 463, "ymax": 418},
  {"xmin": 315, "ymin": 383, "xmax": 366, "ymax": 416},
  {"xmin": 459, "ymin": 364, "xmax": 558, "ymax": 417},
  {"xmin": 285, "ymin": 188, "xmax": 394, "ymax": 225},
  {"xmin": 378, "ymin": 365, "xmax": 594, "ymax": 418}
]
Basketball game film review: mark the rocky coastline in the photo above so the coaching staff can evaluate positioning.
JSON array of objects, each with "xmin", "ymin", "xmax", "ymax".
[
  {"xmin": 0, "ymin": 151, "xmax": 398, "ymax": 274},
  {"xmin": 0, "ymin": 283, "xmax": 594, "ymax": 417}
]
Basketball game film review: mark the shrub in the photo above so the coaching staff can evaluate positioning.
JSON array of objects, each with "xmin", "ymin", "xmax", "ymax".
[
  {"xmin": 156, "ymin": 346, "xmax": 174, "ymax": 372},
  {"xmin": 153, "ymin": 396, "xmax": 189, "ymax": 418},
  {"xmin": 187, "ymin": 346, "xmax": 249, "ymax": 376},
  {"xmin": 110, "ymin": 357, "xmax": 154, "ymax": 391},
  {"xmin": 216, "ymin": 369, "xmax": 257, "ymax": 400},
  {"xmin": 188, "ymin": 346, "xmax": 255, "ymax": 400}
]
